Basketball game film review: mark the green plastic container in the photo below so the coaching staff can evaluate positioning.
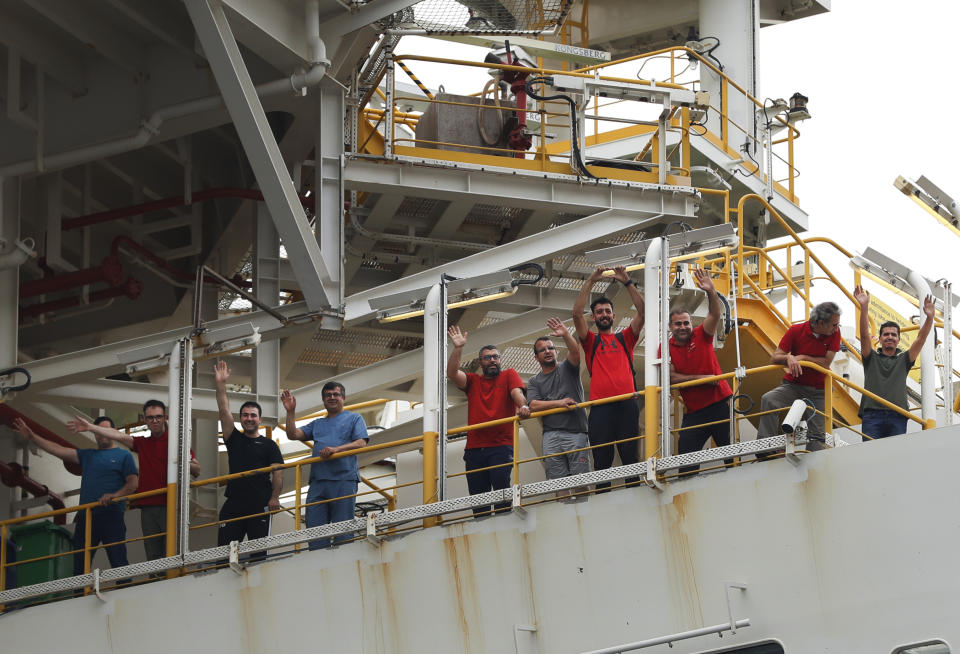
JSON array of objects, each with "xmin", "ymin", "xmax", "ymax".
[{"xmin": 9, "ymin": 520, "xmax": 73, "ymax": 588}]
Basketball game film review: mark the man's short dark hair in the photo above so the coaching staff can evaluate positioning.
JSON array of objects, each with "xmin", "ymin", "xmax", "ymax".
[
  {"xmin": 239, "ymin": 401, "xmax": 262, "ymax": 416},
  {"xmin": 879, "ymin": 321, "xmax": 900, "ymax": 336},
  {"xmin": 810, "ymin": 301, "xmax": 841, "ymax": 325},
  {"xmin": 669, "ymin": 308, "xmax": 690, "ymax": 323},
  {"xmin": 93, "ymin": 416, "xmax": 115, "ymax": 428},
  {"xmin": 321, "ymin": 381, "xmax": 346, "ymax": 396},
  {"xmin": 142, "ymin": 399, "xmax": 166, "ymax": 415},
  {"xmin": 479, "ymin": 345, "xmax": 498, "ymax": 358},
  {"xmin": 590, "ymin": 297, "xmax": 613, "ymax": 313},
  {"xmin": 533, "ymin": 336, "xmax": 552, "ymax": 354}
]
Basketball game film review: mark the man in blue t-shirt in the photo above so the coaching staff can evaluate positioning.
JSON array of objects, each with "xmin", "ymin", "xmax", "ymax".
[
  {"xmin": 281, "ymin": 383, "xmax": 369, "ymax": 550},
  {"xmin": 12, "ymin": 416, "xmax": 138, "ymax": 576}
]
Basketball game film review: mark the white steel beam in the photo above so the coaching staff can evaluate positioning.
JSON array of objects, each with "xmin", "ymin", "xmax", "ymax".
[
  {"xmin": 17, "ymin": 301, "xmax": 317, "ymax": 393},
  {"xmin": 344, "ymin": 155, "xmax": 699, "ymax": 213},
  {"xmin": 294, "ymin": 308, "xmax": 556, "ymax": 412},
  {"xmin": 0, "ymin": 8, "xmax": 87, "ymax": 95},
  {"xmin": 316, "ymin": 78, "xmax": 344, "ymax": 306},
  {"xmin": 23, "ymin": 0, "xmax": 145, "ymax": 76},
  {"xmin": 344, "ymin": 207, "xmax": 679, "ymax": 324},
  {"xmin": 253, "ymin": 204, "xmax": 282, "ymax": 422},
  {"xmin": 185, "ymin": 0, "xmax": 338, "ymax": 312},
  {"xmin": 318, "ymin": 0, "xmax": 420, "ymax": 42},
  {"xmin": 104, "ymin": 0, "xmax": 197, "ymax": 60}
]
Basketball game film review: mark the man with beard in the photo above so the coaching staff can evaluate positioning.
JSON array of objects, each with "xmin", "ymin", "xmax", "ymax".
[
  {"xmin": 213, "ymin": 360, "xmax": 284, "ymax": 547},
  {"xmin": 447, "ymin": 325, "xmax": 529, "ymax": 515},
  {"xmin": 667, "ymin": 269, "xmax": 733, "ymax": 474},
  {"xmin": 526, "ymin": 317, "xmax": 590, "ymax": 497},
  {"xmin": 572, "ymin": 265, "xmax": 644, "ymax": 490}
]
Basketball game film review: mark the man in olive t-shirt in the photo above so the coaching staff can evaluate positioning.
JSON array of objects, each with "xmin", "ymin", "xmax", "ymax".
[{"xmin": 854, "ymin": 286, "xmax": 936, "ymax": 439}]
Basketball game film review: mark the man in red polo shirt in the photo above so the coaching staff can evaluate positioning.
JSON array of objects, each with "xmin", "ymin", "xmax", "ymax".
[
  {"xmin": 572, "ymin": 265, "xmax": 645, "ymax": 490},
  {"xmin": 667, "ymin": 269, "xmax": 733, "ymax": 474},
  {"xmin": 757, "ymin": 301, "xmax": 842, "ymax": 450},
  {"xmin": 447, "ymin": 325, "xmax": 529, "ymax": 515},
  {"xmin": 70, "ymin": 399, "xmax": 201, "ymax": 561}
]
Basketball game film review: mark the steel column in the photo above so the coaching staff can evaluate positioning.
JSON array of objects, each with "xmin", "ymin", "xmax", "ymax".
[
  {"xmin": 315, "ymin": 78, "xmax": 345, "ymax": 310},
  {"xmin": 423, "ymin": 282, "xmax": 447, "ymax": 505},
  {"xmin": 184, "ymin": 0, "xmax": 337, "ymax": 311},
  {"xmin": 644, "ymin": 237, "xmax": 663, "ymax": 460},
  {"xmin": 907, "ymin": 270, "xmax": 937, "ymax": 425},
  {"xmin": 254, "ymin": 203, "xmax": 281, "ymax": 422}
]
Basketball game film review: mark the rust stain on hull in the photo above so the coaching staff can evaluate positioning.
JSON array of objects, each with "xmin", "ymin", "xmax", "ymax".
[
  {"xmin": 445, "ymin": 534, "xmax": 484, "ymax": 653},
  {"xmin": 659, "ymin": 492, "xmax": 704, "ymax": 628}
]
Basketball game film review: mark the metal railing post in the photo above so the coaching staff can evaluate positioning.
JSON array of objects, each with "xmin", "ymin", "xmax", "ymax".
[
  {"xmin": 512, "ymin": 420, "xmax": 520, "ymax": 484},
  {"xmin": 422, "ymin": 430, "xmax": 439, "ymax": 528},
  {"xmin": 294, "ymin": 463, "xmax": 302, "ymax": 552}
]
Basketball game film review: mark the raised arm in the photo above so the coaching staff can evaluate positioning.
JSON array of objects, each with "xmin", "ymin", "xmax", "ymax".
[
  {"xmin": 213, "ymin": 360, "xmax": 236, "ymax": 440},
  {"xmin": 67, "ymin": 415, "xmax": 134, "ymax": 449},
  {"xmin": 547, "ymin": 317, "xmax": 580, "ymax": 367},
  {"xmin": 446, "ymin": 326, "xmax": 469, "ymax": 391},
  {"xmin": 280, "ymin": 390, "xmax": 307, "ymax": 441},
  {"xmin": 908, "ymin": 294, "xmax": 937, "ymax": 364},
  {"xmin": 854, "ymin": 285, "xmax": 873, "ymax": 360},
  {"xmin": 695, "ymin": 269, "xmax": 723, "ymax": 337},
  {"xmin": 190, "ymin": 457, "xmax": 201, "ymax": 478},
  {"xmin": 12, "ymin": 418, "xmax": 80, "ymax": 465},
  {"xmin": 611, "ymin": 266, "xmax": 645, "ymax": 337},
  {"xmin": 573, "ymin": 267, "xmax": 605, "ymax": 340}
]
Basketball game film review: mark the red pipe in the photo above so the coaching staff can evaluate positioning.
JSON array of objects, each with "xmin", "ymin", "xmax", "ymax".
[
  {"xmin": 0, "ymin": 461, "xmax": 67, "ymax": 525},
  {"xmin": 63, "ymin": 187, "xmax": 314, "ymax": 231},
  {"xmin": 20, "ymin": 256, "xmax": 124, "ymax": 299},
  {"xmin": 19, "ymin": 276, "xmax": 143, "ymax": 321},
  {"xmin": 0, "ymin": 406, "xmax": 82, "ymax": 477}
]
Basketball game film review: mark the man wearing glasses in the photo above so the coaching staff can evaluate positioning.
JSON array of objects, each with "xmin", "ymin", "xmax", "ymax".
[
  {"xmin": 526, "ymin": 318, "xmax": 590, "ymax": 497},
  {"xmin": 447, "ymin": 325, "xmax": 529, "ymax": 515},
  {"xmin": 69, "ymin": 400, "xmax": 201, "ymax": 562},
  {"xmin": 281, "ymin": 383, "xmax": 368, "ymax": 549}
]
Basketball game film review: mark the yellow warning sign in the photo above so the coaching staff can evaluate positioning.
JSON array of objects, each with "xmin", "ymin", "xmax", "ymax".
[{"xmin": 865, "ymin": 295, "xmax": 922, "ymax": 382}]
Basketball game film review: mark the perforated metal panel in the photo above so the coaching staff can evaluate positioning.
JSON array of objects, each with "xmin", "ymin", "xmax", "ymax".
[{"xmin": 378, "ymin": 0, "xmax": 573, "ymax": 34}]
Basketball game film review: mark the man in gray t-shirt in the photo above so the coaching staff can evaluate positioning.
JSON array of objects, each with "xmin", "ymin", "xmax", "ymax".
[
  {"xmin": 854, "ymin": 286, "xmax": 935, "ymax": 439},
  {"xmin": 527, "ymin": 318, "xmax": 591, "ymax": 494}
]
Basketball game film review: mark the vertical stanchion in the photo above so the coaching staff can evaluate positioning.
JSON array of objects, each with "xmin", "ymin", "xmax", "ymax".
[
  {"xmin": 422, "ymin": 431, "xmax": 438, "ymax": 528},
  {"xmin": 824, "ymin": 376, "xmax": 834, "ymax": 440},
  {"xmin": 644, "ymin": 237, "xmax": 664, "ymax": 461},
  {"xmin": 512, "ymin": 420, "xmax": 520, "ymax": 485},
  {"xmin": 1, "ymin": 523, "xmax": 7, "ymax": 595},
  {"xmin": 83, "ymin": 506, "xmax": 93, "ymax": 596},
  {"xmin": 294, "ymin": 464, "xmax": 302, "ymax": 552}
]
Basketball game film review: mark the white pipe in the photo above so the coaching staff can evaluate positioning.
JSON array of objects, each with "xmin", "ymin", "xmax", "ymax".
[
  {"xmin": 907, "ymin": 270, "xmax": 937, "ymax": 423},
  {"xmin": 0, "ymin": 62, "xmax": 330, "ymax": 180},
  {"xmin": 305, "ymin": 0, "xmax": 329, "ymax": 66},
  {"xmin": 167, "ymin": 340, "xmax": 182, "ymax": 493},
  {"xmin": 0, "ymin": 237, "xmax": 35, "ymax": 271},
  {"xmin": 579, "ymin": 619, "xmax": 751, "ymax": 654},
  {"xmin": 644, "ymin": 237, "xmax": 662, "ymax": 389},
  {"xmin": 659, "ymin": 237, "xmax": 671, "ymax": 455},
  {"xmin": 423, "ymin": 282, "xmax": 447, "ymax": 499}
]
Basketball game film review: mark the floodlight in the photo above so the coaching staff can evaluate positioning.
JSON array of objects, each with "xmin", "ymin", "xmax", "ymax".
[
  {"xmin": 895, "ymin": 175, "xmax": 960, "ymax": 235},
  {"xmin": 371, "ymin": 270, "xmax": 517, "ymax": 322},
  {"xmin": 585, "ymin": 223, "xmax": 738, "ymax": 267}
]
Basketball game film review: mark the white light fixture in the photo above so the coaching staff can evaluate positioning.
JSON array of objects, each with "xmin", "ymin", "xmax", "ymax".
[
  {"xmin": 585, "ymin": 223, "xmax": 738, "ymax": 268},
  {"xmin": 370, "ymin": 270, "xmax": 517, "ymax": 322}
]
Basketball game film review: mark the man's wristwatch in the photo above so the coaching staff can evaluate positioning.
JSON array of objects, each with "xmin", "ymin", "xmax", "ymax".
[{"xmin": 623, "ymin": 279, "xmax": 635, "ymax": 288}]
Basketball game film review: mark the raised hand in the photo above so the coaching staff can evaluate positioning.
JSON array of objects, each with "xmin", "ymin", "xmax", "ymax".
[
  {"xmin": 280, "ymin": 389, "xmax": 296, "ymax": 413},
  {"xmin": 693, "ymin": 268, "xmax": 715, "ymax": 294},
  {"xmin": 610, "ymin": 265, "xmax": 630, "ymax": 285},
  {"xmin": 11, "ymin": 417, "xmax": 34, "ymax": 439},
  {"xmin": 922, "ymin": 294, "xmax": 936, "ymax": 320},
  {"xmin": 588, "ymin": 266, "xmax": 607, "ymax": 284},
  {"xmin": 67, "ymin": 416, "xmax": 93, "ymax": 434},
  {"xmin": 448, "ymin": 325, "xmax": 468, "ymax": 348},
  {"xmin": 214, "ymin": 359, "xmax": 230, "ymax": 385},
  {"xmin": 853, "ymin": 285, "xmax": 870, "ymax": 309},
  {"xmin": 546, "ymin": 317, "xmax": 568, "ymax": 338}
]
